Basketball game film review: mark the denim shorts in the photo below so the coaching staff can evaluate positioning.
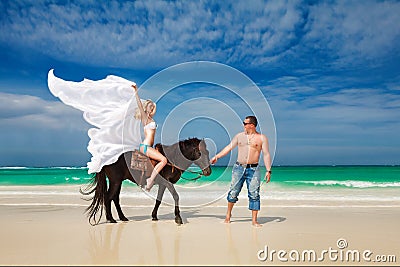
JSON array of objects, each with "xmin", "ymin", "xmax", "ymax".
[{"xmin": 227, "ymin": 162, "xmax": 261, "ymax": 210}]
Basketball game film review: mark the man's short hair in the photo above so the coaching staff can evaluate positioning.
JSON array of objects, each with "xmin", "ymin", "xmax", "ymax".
[{"xmin": 246, "ymin": 115, "xmax": 258, "ymax": 127}]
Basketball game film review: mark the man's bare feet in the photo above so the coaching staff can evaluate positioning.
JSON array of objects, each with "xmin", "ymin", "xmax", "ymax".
[
  {"xmin": 252, "ymin": 221, "xmax": 262, "ymax": 227},
  {"xmin": 224, "ymin": 214, "xmax": 231, "ymax": 223}
]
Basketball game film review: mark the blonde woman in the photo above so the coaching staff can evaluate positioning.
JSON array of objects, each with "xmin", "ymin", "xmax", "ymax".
[{"xmin": 132, "ymin": 84, "xmax": 167, "ymax": 191}]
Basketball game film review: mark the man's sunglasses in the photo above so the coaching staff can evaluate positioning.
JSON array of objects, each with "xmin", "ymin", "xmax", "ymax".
[{"xmin": 243, "ymin": 122, "xmax": 253, "ymax": 126}]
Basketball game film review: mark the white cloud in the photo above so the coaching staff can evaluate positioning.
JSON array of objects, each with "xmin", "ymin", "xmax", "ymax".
[
  {"xmin": 2, "ymin": 1, "xmax": 398, "ymax": 70},
  {"xmin": 0, "ymin": 0, "xmax": 370, "ymax": 69},
  {"xmin": 1, "ymin": 1, "xmax": 399, "ymax": 71},
  {"xmin": 265, "ymin": 75, "xmax": 400, "ymax": 156},
  {"xmin": 0, "ymin": 92, "xmax": 88, "ymax": 131},
  {"xmin": 0, "ymin": 92, "xmax": 92, "ymax": 166},
  {"xmin": 1, "ymin": 1, "xmax": 400, "ymax": 165},
  {"xmin": 0, "ymin": 93, "xmax": 90, "ymax": 166},
  {"xmin": 304, "ymin": 1, "xmax": 400, "ymax": 67}
]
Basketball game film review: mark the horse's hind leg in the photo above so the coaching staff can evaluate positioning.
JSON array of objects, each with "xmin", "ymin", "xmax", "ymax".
[
  {"xmin": 113, "ymin": 182, "xmax": 128, "ymax": 222},
  {"xmin": 106, "ymin": 182, "xmax": 120, "ymax": 223},
  {"xmin": 152, "ymin": 184, "xmax": 166, "ymax": 221},
  {"xmin": 105, "ymin": 196, "xmax": 116, "ymax": 223}
]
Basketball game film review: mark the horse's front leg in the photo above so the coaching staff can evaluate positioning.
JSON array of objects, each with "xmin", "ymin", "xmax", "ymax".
[
  {"xmin": 152, "ymin": 184, "xmax": 166, "ymax": 221},
  {"xmin": 159, "ymin": 179, "xmax": 182, "ymax": 225},
  {"xmin": 171, "ymin": 185, "xmax": 182, "ymax": 225}
]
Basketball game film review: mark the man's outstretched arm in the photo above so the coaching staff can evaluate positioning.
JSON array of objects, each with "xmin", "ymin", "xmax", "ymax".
[{"xmin": 210, "ymin": 134, "xmax": 239, "ymax": 164}]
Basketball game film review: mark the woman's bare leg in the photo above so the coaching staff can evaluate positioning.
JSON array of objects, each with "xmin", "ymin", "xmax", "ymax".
[{"xmin": 140, "ymin": 146, "xmax": 167, "ymax": 191}]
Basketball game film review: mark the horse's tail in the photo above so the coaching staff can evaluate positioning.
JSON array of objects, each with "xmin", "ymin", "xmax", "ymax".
[{"xmin": 79, "ymin": 169, "xmax": 107, "ymax": 226}]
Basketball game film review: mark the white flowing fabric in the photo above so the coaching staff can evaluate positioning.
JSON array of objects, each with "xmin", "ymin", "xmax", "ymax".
[{"xmin": 47, "ymin": 69, "xmax": 142, "ymax": 174}]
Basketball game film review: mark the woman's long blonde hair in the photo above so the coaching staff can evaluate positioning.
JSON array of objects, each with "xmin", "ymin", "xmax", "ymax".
[{"xmin": 134, "ymin": 99, "xmax": 156, "ymax": 120}]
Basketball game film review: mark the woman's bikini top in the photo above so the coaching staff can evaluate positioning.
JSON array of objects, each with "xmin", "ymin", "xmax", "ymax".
[{"xmin": 144, "ymin": 121, "xmax": 157, "ymax": 131}]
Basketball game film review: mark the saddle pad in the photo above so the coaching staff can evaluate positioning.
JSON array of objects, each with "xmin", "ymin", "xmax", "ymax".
[{"xmin": 130, "ymin": 150, "xmax": 152, "ymax": 173}]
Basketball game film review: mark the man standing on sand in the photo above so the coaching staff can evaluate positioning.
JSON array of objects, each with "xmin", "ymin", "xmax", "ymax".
[{"xmin": 210, "ymin": 115, "xmax": 272, "ymax": 227}]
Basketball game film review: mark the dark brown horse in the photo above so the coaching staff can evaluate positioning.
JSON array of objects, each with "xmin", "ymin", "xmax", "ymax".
[{"xmin": 80, "ymin": 137, "xmax": 211, "ymax": 225}]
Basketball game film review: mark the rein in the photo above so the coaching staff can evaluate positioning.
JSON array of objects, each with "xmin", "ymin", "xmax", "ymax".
[
  {"xmin": 180, "ymin": 168, "xmax": 203, "ymax": 181},
  {"xmin": 165, "ymin": 161, "xmax": 204, "ymax": 181}
]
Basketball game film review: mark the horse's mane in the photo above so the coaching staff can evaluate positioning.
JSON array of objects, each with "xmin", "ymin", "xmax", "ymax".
[
  {"xmin": 179, "ymin": 137, "xmax": 201, "ymax": 148},
  {"xmin": 154, "ymin": 137, "xmax": 202, "ymax": 166},
  {"xmin": 155, "ymin": 137, "xmax": 201, "ymax": 152}
]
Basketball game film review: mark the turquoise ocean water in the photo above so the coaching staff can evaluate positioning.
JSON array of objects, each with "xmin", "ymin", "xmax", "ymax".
[
  {"xmin": 1, "ymin": 166, "xmax": 400, "ymax": 207},
  {"xmin": 1, "ymin": 165, "xmax": 400, "ymax": 188}
]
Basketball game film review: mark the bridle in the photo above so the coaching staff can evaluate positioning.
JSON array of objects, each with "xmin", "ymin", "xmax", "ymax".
[{"xmin": 165, "ymin": 143, "xmax": 208, "ymax": 181}]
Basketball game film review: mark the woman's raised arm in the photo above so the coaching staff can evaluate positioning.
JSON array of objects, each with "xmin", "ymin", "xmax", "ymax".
[{"xmin": 132, "ymin": 84, "xmax": 147, "ymax": 125}]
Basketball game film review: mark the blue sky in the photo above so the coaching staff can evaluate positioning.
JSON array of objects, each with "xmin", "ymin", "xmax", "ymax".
[{"xmin": 1, "ymin": 0, "xmax": 400, "ymax": 167}]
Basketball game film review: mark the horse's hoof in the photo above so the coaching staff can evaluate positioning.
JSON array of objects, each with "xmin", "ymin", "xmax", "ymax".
[
  {"xmin": 152, "ymin": 217, "xmax": 159, "ymax": 221},
  {"xmin": 121, "ymin": 217, "xmax": 129, "ymax": 222},
  {"xmin": 108, "ymin": 218, "xmax": 117, "ymax": 223},
  {"xmin": 175, "ymin": 217, "xmax": 183, "ymax": 225}
]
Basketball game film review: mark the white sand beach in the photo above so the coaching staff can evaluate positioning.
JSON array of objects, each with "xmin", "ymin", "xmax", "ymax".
[{"xmin": 0, "ymin": 185, "xmax": 399, "ymax": 265}]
